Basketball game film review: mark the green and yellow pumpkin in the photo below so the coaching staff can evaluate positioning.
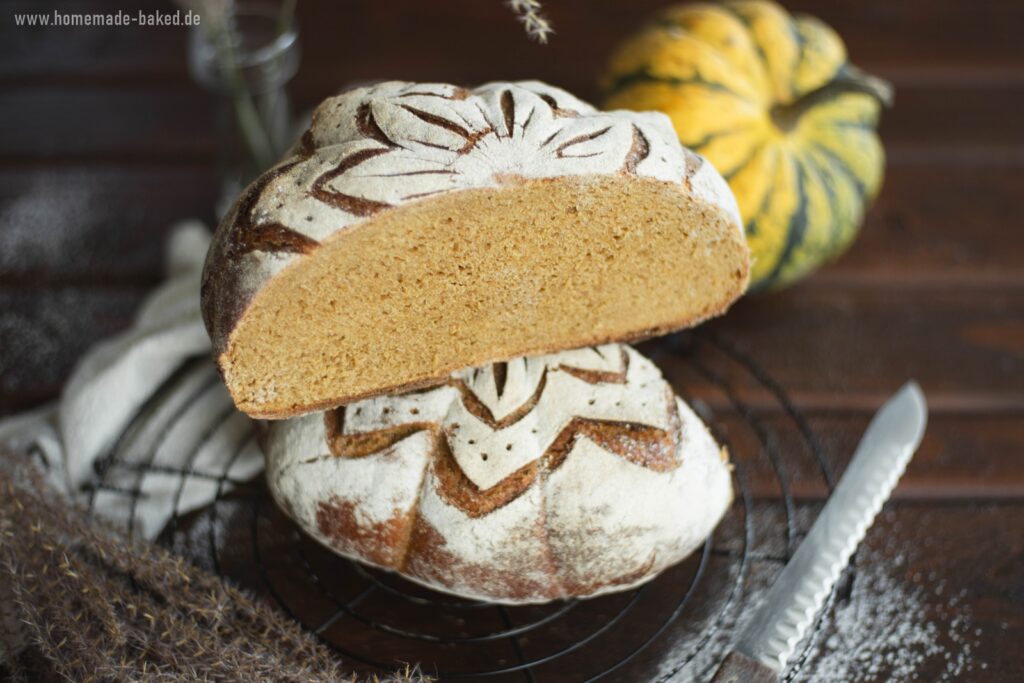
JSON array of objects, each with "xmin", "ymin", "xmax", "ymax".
[{"xmin": 601, "ymin": 0, "xmax": 892, "ymax": 289}]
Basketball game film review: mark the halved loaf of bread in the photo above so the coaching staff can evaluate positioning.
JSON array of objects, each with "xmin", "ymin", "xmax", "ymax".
[
  {"xmin": 202, "ymin": 81, "xmax": 749, "ymax": 418},
  {"xmin": 264, "ymin": 343, "xmax": 733, "ymax": 604}
]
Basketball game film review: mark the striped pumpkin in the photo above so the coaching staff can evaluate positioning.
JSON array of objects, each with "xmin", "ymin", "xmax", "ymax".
[{"xmin": 601, "ymin": 0, "xmax": 891, "ymax": 289}]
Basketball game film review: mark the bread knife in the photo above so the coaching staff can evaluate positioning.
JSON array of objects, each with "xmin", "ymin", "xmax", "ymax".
[{"xmin": 710, "ymin": 381, "xmax": 927, "ymax": 683}]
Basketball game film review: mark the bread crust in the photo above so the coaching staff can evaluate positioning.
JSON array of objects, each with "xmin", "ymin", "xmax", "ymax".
[
  {"xmin": 202, "ymin": 81, "xmax": 748, "ymax": 417},
  {"xmin": 265, "ymin": 344, "xmax": 734, "ymax": 604}
]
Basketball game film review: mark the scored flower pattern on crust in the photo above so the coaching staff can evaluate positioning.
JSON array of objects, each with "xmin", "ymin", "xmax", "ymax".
[
  {"xmin": 201, "ymin": 81, "xmax": 740, "ymax": 353},
  {"xmin": 264, "ymin": 344, "xmax": 734, "ymax": 603},
  {"xmin": 320, "ymin": 345, "xmax": 682, "ymax": 518},
  {"xmin": 246, "ymin": 81, "xmax": 695, "ymax": 251},
  {"xmin": 271, "ymin": 343, "xmax": 683, "ymax": 515}
]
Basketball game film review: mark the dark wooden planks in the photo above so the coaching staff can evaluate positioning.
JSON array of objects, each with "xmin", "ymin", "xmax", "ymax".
[
  {"xmin": 818, "ymin": 165, "xmax": 1024, "ymax": 287},
  {"xmin": 0, "ymin": 2, "xmax": 1018, "ymax": 681},
  {"xmin": 785, "ymin": 0, "xmax": 1024, "ymax": 76},
  {"xmin": 755, "ymin": 502, "xmax": 1024, "ymax": 682},
  {"xmin": 715, "ymin": 412, "xmax": 1024, "ymax": 500},
  {"xmin": 650, "ymin": 311, "xmax": 1022, "ymax": 416},
  {"xmin": 0, "ymin": 166, "xmax": 217, "ymax": 285},
  {"xmin": 230, "ymin": 0, "xmax": 1024, "ymax": 96},
  {"xmin": 3, "ymin": 0, "xmax": 1024, "ymax": 88},
  {"xmin": 881, "ymin": 84, "xmax": 1024, "ymax": 166},
  {"xmin": 666, "ymin": 288, "xmax": 1024, "ymax": 414},
  {"xmin": 1, "ymin": 81, "xmax": 1020, "ymax": 166},
  {"xmin": 296, "ymin": 0, "xmax": 1024, "ymax": 81},
  {"xmin": 0, "ymin": 86, "xmax": 213, "ymax": 162}
]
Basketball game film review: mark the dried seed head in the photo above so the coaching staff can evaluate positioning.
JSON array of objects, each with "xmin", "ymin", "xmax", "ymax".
[
  {"xmin": 507, "ymin": 0, "xmax": 554, "ymax": 43},
  {"xmin": 0, "ymin": 452, "xmax": 432, "ymax": 682}
]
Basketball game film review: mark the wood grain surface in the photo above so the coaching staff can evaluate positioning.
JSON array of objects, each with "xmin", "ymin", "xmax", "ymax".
[{"xmin": 1, "ymin": 0, "xmax": 1021, "ymax": 681}]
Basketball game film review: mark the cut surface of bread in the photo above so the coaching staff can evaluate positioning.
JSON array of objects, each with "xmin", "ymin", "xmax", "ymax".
[
  {"xmin": 265, "ymin": 344, "xmax": 734, "ymax": 604},
  {"xmin": 202, "ymin": 81, "xmax": 749, "ymax": 418}
]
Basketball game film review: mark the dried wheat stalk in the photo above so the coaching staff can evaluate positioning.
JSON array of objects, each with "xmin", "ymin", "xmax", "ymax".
[
  {"xmin": 0, "ymin": 455, "xmax": 429, "ymax": 682},
  {"xmin": 507, "ymin": 0, "xmax": 554, "ymax": 43}
]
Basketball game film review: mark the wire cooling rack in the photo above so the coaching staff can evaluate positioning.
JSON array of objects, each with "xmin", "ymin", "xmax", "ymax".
[{"xmin": 86, "ymin": 330, "xmax": 841, "ymax": 682}]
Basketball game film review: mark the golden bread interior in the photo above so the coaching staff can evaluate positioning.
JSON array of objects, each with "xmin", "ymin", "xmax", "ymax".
[{"xmin": 222, "ymin": 175, "xmax": 749, "ymax": 417}]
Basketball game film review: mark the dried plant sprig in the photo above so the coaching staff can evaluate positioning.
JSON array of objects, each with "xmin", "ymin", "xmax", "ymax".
[
  {"xmin": 0, "ymin": 453, "xmax": 431, "ymax": 682},
  {"xmin": 507, "ymin": 0, "xmax": 554, "ymax": 44}
]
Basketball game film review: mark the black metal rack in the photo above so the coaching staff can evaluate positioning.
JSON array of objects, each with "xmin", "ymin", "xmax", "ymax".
[{"xmin": 87, "ymin": 330, "xmax": 841, "ymax": 682}]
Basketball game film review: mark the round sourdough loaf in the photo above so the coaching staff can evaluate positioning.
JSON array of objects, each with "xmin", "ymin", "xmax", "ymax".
[
  {"xmin": 203, "ymin": 80, "xmax": 749, "ymax": 418},
  {"xmin": 264, "ymin": 343, "xmax": 733, "ymax": 604}
]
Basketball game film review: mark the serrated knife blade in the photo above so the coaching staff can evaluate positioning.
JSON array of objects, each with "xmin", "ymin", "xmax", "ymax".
[{"xmin": 710, "ymin": 381, "xmax": 927, "ymax": 683}]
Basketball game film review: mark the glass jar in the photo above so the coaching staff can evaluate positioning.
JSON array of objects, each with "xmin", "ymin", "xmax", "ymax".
[{"xmin": 188, "ymin": 2, "xmax": 300, "ymax": 215}]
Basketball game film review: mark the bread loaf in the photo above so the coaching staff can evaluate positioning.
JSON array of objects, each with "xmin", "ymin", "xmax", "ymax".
[
  {"xmin": 202, "ymin": 81, "xmax": 749, "ymax": 418},
  {"xmin": 265, "ymin": 343, "xmax": 733, "ymax": 604}
]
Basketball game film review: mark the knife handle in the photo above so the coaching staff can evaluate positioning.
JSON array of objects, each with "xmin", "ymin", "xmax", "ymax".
[{"xmin": 709, "ymin": 652, "xmax": 780, "ymax": 683}]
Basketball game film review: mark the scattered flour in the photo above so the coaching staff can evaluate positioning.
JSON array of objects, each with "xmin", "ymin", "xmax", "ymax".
[
  {"xmin": 646, "ymin": 505, "xmax": 984, "ymax": 682},
  {"xmin": 0, "ymin": 172, "xmax": 98, "ymax": 275},
  {"xmin": 793, "ymin": 556, "xmax": 980, "ymax": 682}
]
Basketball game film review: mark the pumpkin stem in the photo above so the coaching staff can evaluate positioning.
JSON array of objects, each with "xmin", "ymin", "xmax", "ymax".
[{"xmin": 770, "ymin": 66, "xmax": 893, "ymax": 132}]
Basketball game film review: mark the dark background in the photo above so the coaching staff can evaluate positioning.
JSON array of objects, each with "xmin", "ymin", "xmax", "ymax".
[{"xmin": 1, "ymin": 1, "xmax": 1022, "ymax": 680}]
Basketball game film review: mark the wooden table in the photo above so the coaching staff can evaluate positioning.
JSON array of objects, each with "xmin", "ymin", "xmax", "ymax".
[{"xmin": 1, "ymin": 1, "xmax": 1021, "ymax": 680}]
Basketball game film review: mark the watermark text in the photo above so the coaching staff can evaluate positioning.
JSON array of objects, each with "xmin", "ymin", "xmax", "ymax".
[{"xmin": 13, "ymin": 10, "xmax": 200, "ymax": 28}]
